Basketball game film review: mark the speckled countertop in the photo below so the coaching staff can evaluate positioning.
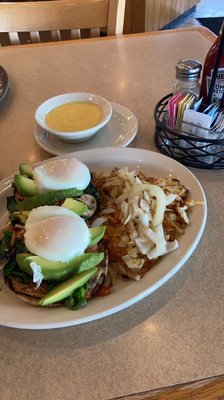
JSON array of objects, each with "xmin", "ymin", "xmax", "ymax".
[{"xmin": 0, "ymin": 28, "xmax": 223, "ymax": 400}]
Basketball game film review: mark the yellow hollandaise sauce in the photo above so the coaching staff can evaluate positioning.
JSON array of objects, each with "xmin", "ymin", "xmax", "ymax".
[{"xmin": 45, "ymin": 101, "xmax": 102, "ymax": 132}]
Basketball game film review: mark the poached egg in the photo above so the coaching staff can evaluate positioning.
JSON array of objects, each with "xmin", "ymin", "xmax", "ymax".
[
  {"xmin": 24, "ymin": 205, "xmax": 90, "ymax": 262},
  {"xmin": 33, "ymin": 157, "xmax": 91, "ymax": 192}
]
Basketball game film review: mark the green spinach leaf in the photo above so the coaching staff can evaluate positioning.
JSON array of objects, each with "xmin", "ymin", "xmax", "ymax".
[{"xmin": 64, "ymin": 285, "xmax": 87, "ymax": 310}]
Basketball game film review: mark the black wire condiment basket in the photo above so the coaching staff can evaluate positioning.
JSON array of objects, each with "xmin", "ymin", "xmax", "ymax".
[{"xmin": 154, "ymin": 93, "xmax": 224, "ymax": 169}]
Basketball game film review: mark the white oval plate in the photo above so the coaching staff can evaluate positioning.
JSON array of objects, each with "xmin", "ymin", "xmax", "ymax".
[
  {"xmin": 0, "ymin": 148, "xmax": 207, "ymax": 329},
  {"xmin": 34, "ymin": 103, "xmax": 138, "ymax": 155}
]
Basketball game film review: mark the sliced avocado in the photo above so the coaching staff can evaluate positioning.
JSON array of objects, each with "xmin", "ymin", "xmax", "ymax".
[
  {"xmin": 16, "ymin": 252, "xmax": 104, "ymax": 280},
  {"xmin": 88, "ymin": 226, "xmax": 106, "ymax": 247},
  {"xmin": 16, "ymin": 188, "xmax": 83, "ymax": 211},
  {"xmin": 14, "ymin": 175, "xmax": 39, "ymax": 197},
  {"xmin": 61, "ymin": 198, "xmax": 88, "ymax": 215},
  {"xmin": 19, "ymin": 163, "xmax": 33, "ymax": 178},
  {"xmin": 38, "ymin": 267, "xmax": 97, "ymax": 305}
]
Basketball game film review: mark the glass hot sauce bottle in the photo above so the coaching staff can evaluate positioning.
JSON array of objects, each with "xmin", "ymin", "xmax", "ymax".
[{"xmin": 200, "ymin": 21, "xmax": 224, "ymax": 105}]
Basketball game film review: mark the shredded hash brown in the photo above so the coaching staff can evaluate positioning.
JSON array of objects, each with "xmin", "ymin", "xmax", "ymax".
[{"xmin": 92, "ymin": 167, "xmax": 200, "ymax": 283}]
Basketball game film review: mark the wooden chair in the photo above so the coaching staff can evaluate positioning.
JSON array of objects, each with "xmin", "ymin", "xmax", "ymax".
[{"xmin": 0, "ymin": 0, "xmax": 126, "ymax": 46}]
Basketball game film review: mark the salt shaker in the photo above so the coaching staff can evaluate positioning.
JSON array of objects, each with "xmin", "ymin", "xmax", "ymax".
[{"xmin": 173, "ymin": 59, "xmax": 202, "ymax": 98}]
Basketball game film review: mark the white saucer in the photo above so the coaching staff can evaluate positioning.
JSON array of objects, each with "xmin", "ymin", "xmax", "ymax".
[{"xmin": 34, "ymin": 102, "xmax": 138, "ymax": 155}]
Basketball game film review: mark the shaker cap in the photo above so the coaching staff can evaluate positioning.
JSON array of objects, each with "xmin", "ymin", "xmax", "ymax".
[{"xmin": 176, "ymin": 59, "xmax": 202, "ymax": 79}]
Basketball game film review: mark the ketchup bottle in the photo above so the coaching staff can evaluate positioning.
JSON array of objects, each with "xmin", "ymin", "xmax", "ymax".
[{"xmin": 200, "ymin": 21, "xmax": 224, "ymax": 105}]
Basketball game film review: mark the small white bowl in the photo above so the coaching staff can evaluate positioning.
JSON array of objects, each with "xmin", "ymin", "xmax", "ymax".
[{"xmin": 35, "ymin": 92, "xmax": 112, "ymax": 143}]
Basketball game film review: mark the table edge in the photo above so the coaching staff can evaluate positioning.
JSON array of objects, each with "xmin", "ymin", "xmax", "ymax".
[{"xmin": 110, "ymin": 374, "xmax": 224, "ymax": 399}]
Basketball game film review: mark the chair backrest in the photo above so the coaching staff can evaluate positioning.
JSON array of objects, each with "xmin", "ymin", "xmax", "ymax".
[{"xmin": 0, "ymin": 0, "xmax": 126, "ymax": 46}]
